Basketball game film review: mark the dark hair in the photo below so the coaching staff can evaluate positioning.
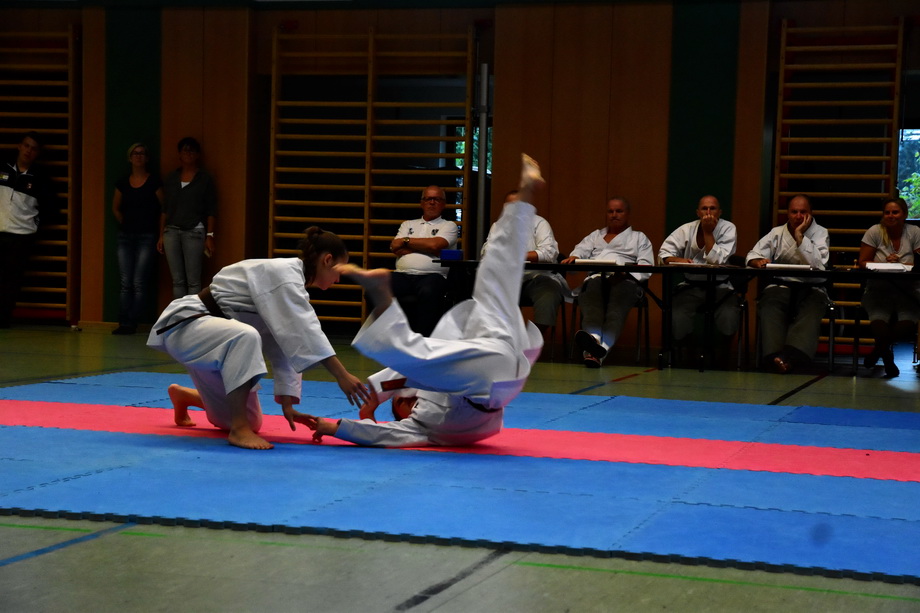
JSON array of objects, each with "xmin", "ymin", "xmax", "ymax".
[
  {"xmin": 177, "ymin": 136, "xmax": 201, "ymax": 153},
  {"xmin": 21, "ymin": 131, "xmax": 42, "ymax": 148},
  {"xmin": 298, "ymin": 226, "xmax": 347, "ymax": 283}
]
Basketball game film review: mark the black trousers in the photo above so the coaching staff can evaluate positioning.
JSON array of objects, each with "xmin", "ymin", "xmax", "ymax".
[{"xmin": 0, "ymin": 232, "xmax": 36, "ymax": 326}]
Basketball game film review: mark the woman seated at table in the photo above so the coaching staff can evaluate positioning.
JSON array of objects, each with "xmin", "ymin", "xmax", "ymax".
[{"xmin": 858, "ymin": 197, "xmax": 920, "ymax": 377}]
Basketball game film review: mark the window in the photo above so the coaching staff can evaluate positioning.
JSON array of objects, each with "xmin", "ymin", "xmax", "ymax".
[
  {"xmin": 454, "ymin": 125, "xmax": 492, "ymax": 174},
  {"xmin": 898, "ymin": 128, "xmax": 920, "ymax": 218}
]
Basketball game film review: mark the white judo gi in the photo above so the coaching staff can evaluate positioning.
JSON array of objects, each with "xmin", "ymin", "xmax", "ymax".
[
  {"xmin": 568, "ymin": 227, "xmax": 654, "ymax": 351},
  {"xmin": 335, "ymin": 200, "xmax": 544, "ymax": 447},
  {"xmin": 658, "ymin": 218, "xmax": 739, "ymax": 340},
  {"xmin": 147, "ymin": 258, "xmax": 335, "ymax": 431}
]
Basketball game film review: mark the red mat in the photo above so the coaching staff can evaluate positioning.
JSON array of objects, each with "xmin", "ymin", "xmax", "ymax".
[{"xmin": 3, "ymin": 399, "xmax": 919, "ymax": 482}]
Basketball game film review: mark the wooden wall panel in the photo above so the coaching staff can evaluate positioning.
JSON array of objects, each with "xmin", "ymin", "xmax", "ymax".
[
  {"xmin": 732, "ymin": 0, "xmax": 771, "ymax": 256},
  {"xmin": 607, "ymin": 2, "xmax": 672, "ymax": 255},
  {"xmin": 158, "ymin": 8, "xmax": 252, "ymax": 307},
  {"xmin": 547, "ymin": 5, "xmax": 614, "ymax": 255},
  {"xmin": 80, "ymin": 8, "xmax": 106, "ymax": 324},
  {"xmin": 492, "ymin": 5, "xmax": 555, "ymax": 214},
  {"xmin": 1, "ymin": 9, "xmax": 81, "ymax": 31},
  {"xmin": 160, "ymin": 9, "xmax": 205, "ymax": 160},
  {"xmin": 201, "ymin": 9, "xmax": 251, "ymax": 271}
]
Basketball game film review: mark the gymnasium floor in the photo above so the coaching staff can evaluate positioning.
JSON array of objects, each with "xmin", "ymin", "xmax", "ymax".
[{"xmin": 1, "ymin": 324, "xmax": 919, "ymax": 613}]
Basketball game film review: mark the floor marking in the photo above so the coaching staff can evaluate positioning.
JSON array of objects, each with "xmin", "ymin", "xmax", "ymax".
[
  {"xmin": 0, "ymin": 522, "xmax": 136, "ymax": 568},
  {"xmin": 393, "ymin": 549, "xmax": 510, "ymax": 611},
  {"xmin": 0, "ymin": 362, "xmax": 176, "ymax": 389},
  {"xmin": 514, "ymin": 562, "xmax": 920, "ymax": 602},
  {"xmin": 570, "ymin": 370, "xmax": 644, "ymax": 394},
  {"xmin": 769, "ymin": 374, "xmax": 826, "ymax": 405},
  {"xmin": 0, "ymin": 522, "xmax": 92, "ymax": 534}
]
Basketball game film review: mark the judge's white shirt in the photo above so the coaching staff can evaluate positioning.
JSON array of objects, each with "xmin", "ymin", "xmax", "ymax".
[
  {"xmin": 569, "ymin": 226, "xmax": 654, "ymax": 282},
  {"xmin": 394, "ymin": 216, "xmax": 459, "ymax": 277},
  {"xmin": 658, "ymin": 218, "xmax": 737, "ymax": 284},
  {"xmin": 746, "ymin": 222, "xmax": 829, "ymax": 285}
]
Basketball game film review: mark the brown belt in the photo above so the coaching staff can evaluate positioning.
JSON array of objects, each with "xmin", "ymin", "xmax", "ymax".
[{"xmin": 155, "ymin": 287, "xmax": 227, "ymax": 335}]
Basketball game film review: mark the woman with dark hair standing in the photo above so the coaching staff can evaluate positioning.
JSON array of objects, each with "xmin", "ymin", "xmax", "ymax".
[
  {"xmin": 158, "ymin": 137, "xmax": 217, "ymax": 299},
  {"xmin": 147, "ymin": 227, "xmax": 369, "ymax": 450},
  {"xmin": 112, "ymin": 142, "xmax": 163, "ymax": 335},
  {"xmin": 858, "ymin": 197, "xmax": 920, "ymax": 377}
]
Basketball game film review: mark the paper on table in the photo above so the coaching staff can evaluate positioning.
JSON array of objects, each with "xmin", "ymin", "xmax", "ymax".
[
  {"xmin": 575, "ymin": 259, "xmax": 618, "ymax": 265},
  {"xmin": 765, "ymin": 263, "xmax": 812, "ymax": 270},
  {"xmin": 865, "ymin": 262, "xmax": 911, "ymax": 272}
]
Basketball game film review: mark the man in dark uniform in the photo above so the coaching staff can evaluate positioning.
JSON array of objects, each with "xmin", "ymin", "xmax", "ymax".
[{"xmin": 0, "ymin": 131, "xmax": 58, "ymax": 327}]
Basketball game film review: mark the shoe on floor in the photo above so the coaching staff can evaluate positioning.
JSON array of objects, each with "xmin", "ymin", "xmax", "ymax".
[
  {"xmin": 881, "ymin": 350, "xmax": 899, "ymax": 378},
  {"xmin": 772, "ymin": 355, "xmax": 793, "ymax": 374},
  {"xmin": 583, "ymin": 354, "xmax": 602, "ymax": 368},
  {"xmin": 575, "ymin": 330, "xmax": 607, "ymax": 359}
]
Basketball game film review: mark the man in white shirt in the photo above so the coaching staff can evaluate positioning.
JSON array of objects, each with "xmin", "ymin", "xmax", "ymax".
[
  {"xmin": 562, "ymin": 197, "xmax": 654, "ymax": 367},
  {"xmin": 481, "ymin": 190, "xmax": 567, "ymax": 342},
  {"xmin": 659, "ymin": 195, "xmax": 740, "ymax": 365},
  {"xmin": 746, "ymin": 194, "xmax": 830, "ymax": 373},
  {"xmin": 388, "ymin": 185, "xmax": 459, "ymax": 336}
]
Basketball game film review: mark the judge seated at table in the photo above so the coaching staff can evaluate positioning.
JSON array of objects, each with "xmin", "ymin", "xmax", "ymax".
[
  {"xmin": 659, "ymin": 195, "xmax": 740, "ymax": 366},
  {"xmin": 481, "ymin": 190, "xmax": 568, "ymax": 347},
  {"xmin": 562, "ymin": 196, "xmax": 654, "ymax": 368},
  {"xmin": 746, "ymin": 194, "xmax": 829, "ymax": 374},
  {"xmin": 857, "ymin": 197, "xmax": 920, "ymax": 378}
]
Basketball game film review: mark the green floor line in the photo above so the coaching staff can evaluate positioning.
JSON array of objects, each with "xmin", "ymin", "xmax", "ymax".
[
  {"xmin": 118, "ymin": 529, "xmax": 353, "ymax": 552},
  {"xmin": 514, "ymin": 561, "xmax": 920, "ymax": 602},
  {"xmin": 0, "ymin": 522, "xmax": 93, "ymax": 533}
]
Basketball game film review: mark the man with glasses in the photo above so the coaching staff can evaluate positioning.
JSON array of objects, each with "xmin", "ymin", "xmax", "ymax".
[{"xmin": 387, "ymin": 185, "xmax": 459, "ymax": 336}]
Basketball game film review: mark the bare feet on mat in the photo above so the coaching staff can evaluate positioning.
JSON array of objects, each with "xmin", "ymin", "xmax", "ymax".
[
  {"xmin": 168, "ymin": 384, "xmax": 198, "ymax": 427},
  {"xmin": 228, "ymin": 426, "xmax": 274, "ymax": 450}
]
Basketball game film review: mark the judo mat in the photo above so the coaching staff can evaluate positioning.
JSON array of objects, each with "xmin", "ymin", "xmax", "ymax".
[{"xmin": 1, "ymin": 373, "xmax": 919, "ymax": 583}]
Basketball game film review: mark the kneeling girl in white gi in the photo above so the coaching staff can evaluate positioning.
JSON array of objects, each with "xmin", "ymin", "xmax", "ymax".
[
  {"xmin": 299, "ymin": 155, "xmax": 545, "ymax": 447},
  {"xmin": 147, "ymin": 227, "xmax": 369, "ymax": 450}
]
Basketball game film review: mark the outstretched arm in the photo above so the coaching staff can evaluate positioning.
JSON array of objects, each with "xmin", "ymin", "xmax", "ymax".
[{"xmin": 320, "ymin": 356, "xmax": 369, "ymax": 406}]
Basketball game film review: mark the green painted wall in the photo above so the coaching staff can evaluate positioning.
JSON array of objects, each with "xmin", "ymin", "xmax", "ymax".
[
  {"xmin": 665, "ymin": 2, "xmax": 739, "ymax": 231},
  {"xmin": 104, "ymin": 8, "xmax": 161, "ymax": 323}
]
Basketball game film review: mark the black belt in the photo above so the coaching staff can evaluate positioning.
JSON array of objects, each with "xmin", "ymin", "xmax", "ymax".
[
  {"xmin": 155, "ymin": 287, "xmax": 227, "ymax": 335},
  {"xmin": 466, "ymin": 398, "xmax": 500, "ymax": 413}
]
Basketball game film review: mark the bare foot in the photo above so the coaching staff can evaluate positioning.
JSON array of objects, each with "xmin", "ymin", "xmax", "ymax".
[
  {"xmin": 518, "ymin": 153, "xmax": 545, "ymax": 204},
  {"xmin": 168, "ymin": 383, "xmax": 198, "ymax": 427},
  {"xmin": 335, "ymin": 264, "xmax": 393, "ymax": 314},
  {"xmin": 228, "ymin": 427, "xmax": 274, "ymax": 450}
]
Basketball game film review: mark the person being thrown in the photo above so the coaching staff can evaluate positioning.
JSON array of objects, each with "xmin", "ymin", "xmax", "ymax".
[{"xmin": 298, "ymin": 155, "xmax": 546, "ymax": 447}]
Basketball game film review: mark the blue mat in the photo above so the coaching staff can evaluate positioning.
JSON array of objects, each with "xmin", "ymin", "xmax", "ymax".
[{"xmin": 2, "ymin": 373, "xmax": 919, "ymax": 582}]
